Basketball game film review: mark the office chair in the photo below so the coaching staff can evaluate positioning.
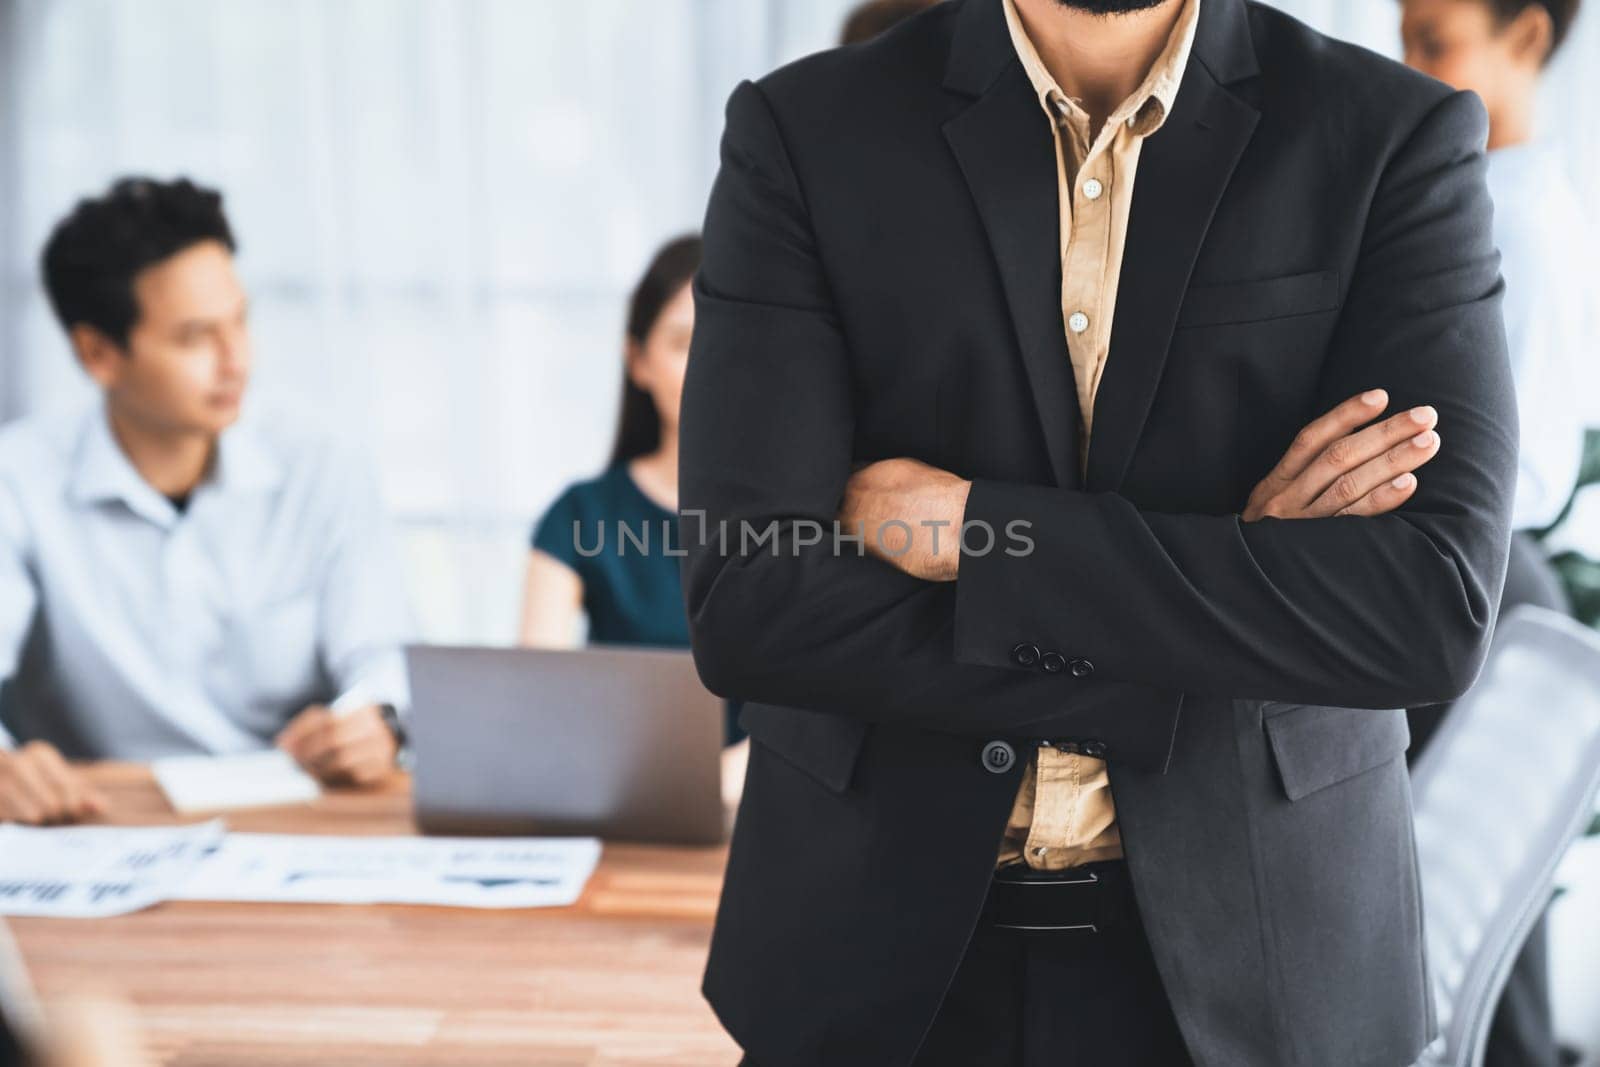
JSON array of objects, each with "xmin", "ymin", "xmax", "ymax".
[{"xmin": 1410, "ymin": 606, "xmax": 1600, "ymax": 1067}]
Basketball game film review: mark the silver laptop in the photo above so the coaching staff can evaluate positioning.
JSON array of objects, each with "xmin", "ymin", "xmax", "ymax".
[{"xmin": 405, "ymin": 644, "xmax": 728, "ymax": 845}]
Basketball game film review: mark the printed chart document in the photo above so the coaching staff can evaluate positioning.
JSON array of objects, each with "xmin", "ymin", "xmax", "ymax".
[
  {"xmin": 152, "ymin": 750, "xmax": 320, "ymax": 813},
  {"xmin": 0, "ymin": 821, "xmax": 224, "ymax": 918},
  {"xmin": 173, "ymin": 834, "xmax": 604, "ymax": 908}
]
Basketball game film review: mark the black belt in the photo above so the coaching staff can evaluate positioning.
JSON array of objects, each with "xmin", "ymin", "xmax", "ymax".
[{"xmin": 980, "ymin": 859, "xmax": 1140, "ymax": 935}]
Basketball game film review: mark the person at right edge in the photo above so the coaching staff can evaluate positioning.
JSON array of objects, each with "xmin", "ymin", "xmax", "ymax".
[
  {"xmin": 680, "ymin": 1, "xmax": 1518, "ymax": 1066},
  {"xmin": 1400, "ymin": 2, "xmax": 1587, "ymax": 1065}
]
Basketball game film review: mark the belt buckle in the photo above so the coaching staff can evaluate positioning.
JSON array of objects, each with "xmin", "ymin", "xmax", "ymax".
[
  {"xmin": 993, "ymin": 864, "xmax": 1099, "ymax": 888},
  {"xmin": 988, "ymin": 864, "xmax": 1103, "ymax": 934}
]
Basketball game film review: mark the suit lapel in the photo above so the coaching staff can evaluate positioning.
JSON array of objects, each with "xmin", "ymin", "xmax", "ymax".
[
  {"xmin": 943, "ymin": 63, "xmax": 1083, "ymax": 490},
  {"xmin": 942, "ymin": 0, "xmax": 1262, "ymax": 494},
  {"xmin": 1084, "ymin": 61, "xmax": 1260, "ymax": 492}
]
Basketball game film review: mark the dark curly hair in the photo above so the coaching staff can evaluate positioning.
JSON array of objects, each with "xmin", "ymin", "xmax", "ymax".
[
  {"xmin": 1489, "ymin": 0, "xmax": 1583, "ymax": 61},
  {"xmin": 839, "ymin": 0, "xmax": 939, "ymax": 46},
  {"xmin": 41, "ymin": 176, "xmax": 236, "ymax": 348}
]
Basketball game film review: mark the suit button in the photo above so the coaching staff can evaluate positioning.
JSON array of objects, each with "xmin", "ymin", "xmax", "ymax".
[
  {"xmin": 1081, "ymin": 740, "xmax": 1107, "ymax": 759},
  {"xmin": 981, "ymin": 740, "xmax": 1016, "ymax": 773},
  {"xmin": 1039, "ymin": 651, "xmax": 1067, "ymax": 673},
  {"xmin": 1011, "ymin": 643, "xmax": 1041, "ymax": 668},
  {"xmin": 1069, "ymin": 658, "xmax": 1095, "ymax": 678}
]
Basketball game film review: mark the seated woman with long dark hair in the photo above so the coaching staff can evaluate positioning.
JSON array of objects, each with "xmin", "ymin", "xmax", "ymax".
[{"xmin": 519, "ymin": 235, "xmax": 749, "ymax": 794}]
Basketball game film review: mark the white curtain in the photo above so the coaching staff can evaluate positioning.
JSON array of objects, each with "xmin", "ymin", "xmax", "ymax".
[
  {"xmin": 0, "ymin": 0, "xmax": 836, "ymax": 641},
  {"xmin": 1, "ymin": 0, "xmax": 1596, "ymax": 643}
]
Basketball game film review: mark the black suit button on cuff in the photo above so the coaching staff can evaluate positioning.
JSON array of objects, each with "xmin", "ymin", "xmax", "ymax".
[
  {"xmin": 981, "ymin": 740, "xmax": 1016, "ymax": 773},
  {"xmin": 1039, "ymin": 651, "xmax": 1066, "ymax": 673},
  {"xmin": 1069, "ymin": 658, "xmax": 1095, "ymax": 678},
  {"xmin": 1011, "ymin": 643, "xmax": 1041, "ymax": 668}
]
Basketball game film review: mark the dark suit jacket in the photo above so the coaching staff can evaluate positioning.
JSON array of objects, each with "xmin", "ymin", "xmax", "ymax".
[{"xmin": 678, "ymin": 0, "xmax": 1517, "ymax": 1063}]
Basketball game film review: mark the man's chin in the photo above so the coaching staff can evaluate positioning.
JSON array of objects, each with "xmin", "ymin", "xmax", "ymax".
[
  {"xmin": 198, "ymin": 399, "xmax": 244, "ymax": 435},
  {"xmin": 1049, "ymin": 0, "xmax": 1170, "ymax": 13}
]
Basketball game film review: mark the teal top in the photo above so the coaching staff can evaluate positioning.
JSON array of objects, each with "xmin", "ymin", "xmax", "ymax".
[{"xmin": 531, "ymin": 463, "xmax": 745, "ymax": 744}]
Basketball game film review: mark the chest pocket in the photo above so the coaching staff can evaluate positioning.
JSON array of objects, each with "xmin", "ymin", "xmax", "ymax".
[
  {"xmin": 1262, "ymin": 702, "xmax": 1411, "ymax": 801},
  {"xmin": 1176, "ymin": 269, "xmax": 1340, "ymax": 329}
]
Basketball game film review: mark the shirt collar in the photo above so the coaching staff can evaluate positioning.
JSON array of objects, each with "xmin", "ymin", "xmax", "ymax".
[
  {"xmin": 1001, "ymin": 0, "xmax": 1201, "ymax": 140},
  {"xmin": 212, "ymin": 419, "xmax": 284, "ymax": 494},
  {"xmin": 68, "ymin": 403, "xmax": 284, "ymax": 527},
  {"xmin": 1487, "ymin": 139, "xmax": 1556, "ymax": 180}
]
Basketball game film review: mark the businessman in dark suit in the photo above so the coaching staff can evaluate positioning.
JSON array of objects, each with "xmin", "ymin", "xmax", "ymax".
[{"xmin": 679, "ymin": 0, "xmax": 1517, "ymax": 1063}]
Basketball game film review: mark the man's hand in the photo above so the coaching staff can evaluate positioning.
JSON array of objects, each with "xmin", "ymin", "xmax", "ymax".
[
  {"xmin": 839, "ymin": 457, "xmax": 972, "ymax": 581},
  {"xmin": 276, "ymin": 704, "xmax": 398, "ymax": 787},
  {"xmin": 1243, "ymin": 389, "xmax": 1440, "ymax": 522},
  {"xmin": 0, "ymin": 741, "xmax": 108, "ymax": 825}
]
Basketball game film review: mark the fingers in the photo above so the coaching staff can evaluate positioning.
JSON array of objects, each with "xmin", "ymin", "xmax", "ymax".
[
  {"xmin": 0, "ymin": 743, "xmax": 103, "ymax": 825},
  {"xmin": 286, "ymin": 717, "xmax": 337, "ymax": 773},
  {"xmin": 276, "ymin": 705, "xmax": 331, "ymax": 754},
  {"xmin": 8, "ymin": 745, "xmax": 67, "ymax": 818},
  {"xmin": 331, "ymin": 736, "xmax": 396, "ymax": 786},
  {"xmin": 1331, "ymin": 471, "xmax": 1422, "ymax": 518},
  {"xmin": 30, "ymin": 743, "xmax": 107, "ymax": 819},
  {"xmin": 0, "ymin": 777, "xmax": 44, "ymax": 825},
  {"xmin": 1284, "ymin": 403, "xmax": 1437, "ymax": 509},
  {"xmin": 1244, "ymin": 391, "xmax": 1446, "ymax": 523},
  {"xmin": 1257, "ymin": 389, "xmax": 1388, "ymax": 491},
  {"xmin": 308, "ymin": 736, "xmax": 393, "ymax": 786},
  {"xmin": 1312, "ymin": 428, "xmax": 1441, "ymax": 517},
  {"xmin": 1265, "ymin": 404, "xmax": 1434, "ymax": 517},
  {"xmin": 292, "ymin": 708, "xmax": 396, "ymax": 787}
]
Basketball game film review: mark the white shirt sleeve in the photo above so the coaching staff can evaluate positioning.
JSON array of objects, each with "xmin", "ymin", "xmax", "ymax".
[
  {"xmin": 317, "ymin": 449, "xmax": 417, "ymax": 715},
  {"xmin": 1497, "ymin": 214, "xmax": 1587, "ymax": 531},
  {"xmin": 0, "ymin": 479, "xmax": 38, "ymax": 750}
]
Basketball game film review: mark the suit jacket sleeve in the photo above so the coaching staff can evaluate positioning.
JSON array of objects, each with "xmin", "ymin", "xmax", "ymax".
[
  {"xmin": 956, "ymin": 88, "xmax": 1518, "ymax": 709},
  {"xmin": 680, "ymin": 79, "xmax": 1182, "ymax": 734}
]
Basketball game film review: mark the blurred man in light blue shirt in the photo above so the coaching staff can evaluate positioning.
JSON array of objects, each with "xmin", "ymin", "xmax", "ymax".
[{"xmin": 0, "ymin": 177, "xmax": 414, "ymax": 825}]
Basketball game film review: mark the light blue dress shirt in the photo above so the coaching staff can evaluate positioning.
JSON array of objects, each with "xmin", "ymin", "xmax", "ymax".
[
  {"xmin": 1485, "ymin": 141, "xmax": 1589, "ymax": 531},
  {"xmin": 0, "ymin": 402, "xmax": 414, "ymax": 758}
]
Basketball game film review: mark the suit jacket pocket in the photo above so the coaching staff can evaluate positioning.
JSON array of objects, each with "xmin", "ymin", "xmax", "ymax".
[
  {"xmin": 1262, "ymin": 702, "xmax": 1410, "ymax": 801},
  {"xmin": 739, "ymin": 701, "xmax": 870, "ymax": 794},
  {"xmin": 1175, "ymin": 269, "xmax": 1340, "ymax": 329}
]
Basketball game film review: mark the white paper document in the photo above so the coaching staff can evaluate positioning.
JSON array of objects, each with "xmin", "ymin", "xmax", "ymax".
[
  {"xmin": 0, "ymin": 821, "xmax": 224, "ymax": 918},
  {"xmin": 172, "ymin": 833, "xmax": 603, "ymax": 908},
  {"xmin": 152, "ymin": 750, "xmax": 321, "ymax": 813}
]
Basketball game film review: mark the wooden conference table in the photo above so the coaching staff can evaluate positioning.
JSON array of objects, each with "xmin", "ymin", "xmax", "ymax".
[{"xmin": 9, "ymin": 763, "xmax": 739, "ymax": 1066}]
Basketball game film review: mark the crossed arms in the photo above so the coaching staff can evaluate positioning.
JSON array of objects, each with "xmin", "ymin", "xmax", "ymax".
[{"xmin": 678, "ymin": 80, "xmax": 1517, "ymax": 735}]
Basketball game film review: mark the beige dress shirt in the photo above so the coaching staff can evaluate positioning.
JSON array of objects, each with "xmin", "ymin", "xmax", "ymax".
[{"xmin": 994, "ymin": 0, "xmax": 1201, "ymax": 872}]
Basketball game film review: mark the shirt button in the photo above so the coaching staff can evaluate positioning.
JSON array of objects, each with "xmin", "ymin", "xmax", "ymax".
[
  {"xmin": 982, "ymin": 740, "xmax": 1017, "ymax": 773},
  {"xmin": 1068, "ymin": 311, "xmax": 1089, "ymax": 334},
  {"xmin": 1083, "ymin": 177, "xmax": 1104, "ymax": 200}
]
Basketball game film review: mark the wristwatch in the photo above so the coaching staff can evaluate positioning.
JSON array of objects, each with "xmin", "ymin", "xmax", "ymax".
[{"xmin": 377, "ymin": 703, "xmax": 414, "ymax": 771}]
